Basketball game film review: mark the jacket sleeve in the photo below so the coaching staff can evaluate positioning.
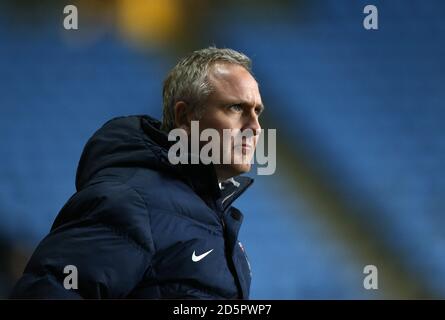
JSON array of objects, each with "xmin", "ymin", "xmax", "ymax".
[{"xmin": 10, "ymin": 184, "xmax": 154, "ymax": 299}]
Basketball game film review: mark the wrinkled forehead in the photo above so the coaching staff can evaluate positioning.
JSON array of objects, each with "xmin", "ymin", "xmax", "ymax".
[{"xmin": 207, "ymin": 62, "xmax": 260, "ymax": 101}]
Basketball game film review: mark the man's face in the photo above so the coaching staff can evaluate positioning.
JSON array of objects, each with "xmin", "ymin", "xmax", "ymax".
[{"xmin": 197, "ymin": 62, "xmax": 263, "ymax": 182}]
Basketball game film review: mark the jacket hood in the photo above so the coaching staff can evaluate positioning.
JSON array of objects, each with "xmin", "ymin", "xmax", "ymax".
[{"xmin": 76, "ymin": 115, "xmax": 178, "ymax": 191}]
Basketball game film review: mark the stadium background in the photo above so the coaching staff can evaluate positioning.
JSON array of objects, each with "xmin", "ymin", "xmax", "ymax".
[{"xmin": 1, "ymin": 0, "xmax": 444, "ymax": 299}]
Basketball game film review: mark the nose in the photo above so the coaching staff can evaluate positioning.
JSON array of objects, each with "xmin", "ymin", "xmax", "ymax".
[{"xmin": 243, "ymin": 109, "xmax": 261, "ymax": 137}]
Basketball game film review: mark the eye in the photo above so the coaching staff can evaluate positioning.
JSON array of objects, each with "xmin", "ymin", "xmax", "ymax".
[
  {"xmin": 255, "ymin": 107, "xmax": 263, "ymax": 116},
  {"xmin": 229, "ymin": 104, "xmax": 243, "ymax": 112}
]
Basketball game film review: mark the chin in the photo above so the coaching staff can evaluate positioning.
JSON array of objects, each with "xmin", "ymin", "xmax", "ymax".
[
  {"xmin": 216, "ymin": 163, "xmax": 251, "ymax": 181},
  {"xmin": 230, "ymin": 163, "xmax": 251, "ymax": 175}
]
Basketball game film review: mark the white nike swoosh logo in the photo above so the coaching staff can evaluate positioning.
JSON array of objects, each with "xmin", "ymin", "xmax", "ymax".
[{"xmin": 192, "ymin": 249, "xmax": 214, "ymax": 262}]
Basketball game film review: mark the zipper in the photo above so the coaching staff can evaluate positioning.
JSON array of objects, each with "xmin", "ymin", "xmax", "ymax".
[{"xmin": 221, "ymin": 191, "xmax": 236, "ymax": 206}]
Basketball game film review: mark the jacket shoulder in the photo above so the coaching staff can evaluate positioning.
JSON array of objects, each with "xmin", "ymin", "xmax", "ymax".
[{"xmin": 55, "ymin": 175, "xmax": 155, "ymax": 254}]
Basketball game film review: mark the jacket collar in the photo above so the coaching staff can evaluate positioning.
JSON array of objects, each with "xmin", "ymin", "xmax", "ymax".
[{"xmin": 218, "ymin": 176, "xmax": 254, "ymax": 212}]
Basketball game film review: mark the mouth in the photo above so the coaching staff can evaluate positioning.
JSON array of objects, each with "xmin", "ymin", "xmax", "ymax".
[{"xmin": 234, "ymin": 143, "xmax": 253, "ymax": 153}]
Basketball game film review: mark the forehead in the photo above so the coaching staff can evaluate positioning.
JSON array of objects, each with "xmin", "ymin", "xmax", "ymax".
[{"xmin": 206, "ymin": 63, "xmax": 260, "ymax": 103}]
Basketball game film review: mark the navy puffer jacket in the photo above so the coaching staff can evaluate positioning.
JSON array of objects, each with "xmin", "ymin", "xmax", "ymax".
[{"xmin": 11, "ymin": 115, "xmax": 253, "ymax": 299}]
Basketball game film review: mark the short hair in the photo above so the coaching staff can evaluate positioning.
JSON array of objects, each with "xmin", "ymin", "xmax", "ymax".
[{"xmin": 161, "ymin": 47, "xmax": 252, "ymax": 132}]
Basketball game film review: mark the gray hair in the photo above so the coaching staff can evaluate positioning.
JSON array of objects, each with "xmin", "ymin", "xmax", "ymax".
[{"xmin": 161, "ymin": 47, "xmax": 252, "ymax": 132}]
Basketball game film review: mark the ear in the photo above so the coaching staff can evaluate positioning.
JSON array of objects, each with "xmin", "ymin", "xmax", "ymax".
[{"xmin": 174, "ymin": 101, "xmax": 193, "ymax": 133}]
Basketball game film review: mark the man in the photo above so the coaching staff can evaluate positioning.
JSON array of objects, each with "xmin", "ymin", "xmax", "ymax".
[{"xmin": 11, "ymin": 47, "xmax": 263, "ymax": 299}]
